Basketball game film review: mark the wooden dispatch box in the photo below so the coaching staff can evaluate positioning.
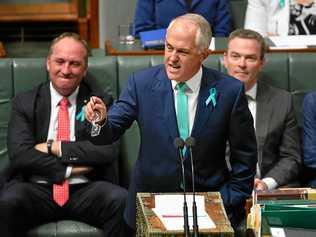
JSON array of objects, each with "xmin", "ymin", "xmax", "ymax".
[{"xmin": 136, "ymin": 192, "xmax": 234, "ymax": 237}]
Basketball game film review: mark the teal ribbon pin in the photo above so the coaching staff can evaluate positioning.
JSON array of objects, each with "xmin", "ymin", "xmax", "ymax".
[
  {"xmin": 279, "ymin": 0, "xmax": 285, "ymax": 7},
  {"xmin": 76, "ymin": 106, "xmax": 85, "ymax": 122},
  {"xmin": 205, "ymin": 88, "xmax": 217, "ymax": 107}
]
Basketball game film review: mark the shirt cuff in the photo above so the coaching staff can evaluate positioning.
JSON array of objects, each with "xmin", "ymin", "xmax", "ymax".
[
  {"xmin": 58, "ymin": 141, "xmax": 62, "ymax": 157},
  {"xmin": 65, "ymin": 166, "xmax": 72, "ymax": 179},
  {"xmin": 262, "ymin": 177, "xmax": 278, "ymax": 190}
]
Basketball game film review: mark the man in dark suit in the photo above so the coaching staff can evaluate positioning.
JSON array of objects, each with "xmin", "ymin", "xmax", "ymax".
[
  {"xmin": 86, "ymin": 14, "xmax": 257, "ymax": 232},
  {"xmin": 0, "ymin": 32, "xmax": 127, "ymax": 237},
  {"xmin": 223, "ymin": 29, "xmax": 301, "ymax": 191}
]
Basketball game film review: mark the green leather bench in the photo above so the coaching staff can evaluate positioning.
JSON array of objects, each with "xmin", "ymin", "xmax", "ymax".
[{"xmin": 0, "ymin": 52, "xmax": 315, "ymax": 236}]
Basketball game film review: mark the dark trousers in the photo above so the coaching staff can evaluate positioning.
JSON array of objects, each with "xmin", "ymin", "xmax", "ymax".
[{"xmin": 0, "ymin": 180, "xmax": 127, "ymax": 237}]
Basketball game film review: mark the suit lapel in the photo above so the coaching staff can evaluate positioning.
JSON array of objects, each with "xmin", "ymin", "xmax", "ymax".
[
  {"xmin": 177, "ymin": 0, "xmax": 200, "ymax": 8},
  {"xmin": 75, "ymin": 82, "xmax": 91, "ymax": 138},
  {"xmin": 191, "ymin": 67, "xmax": 218, "ymax": 137},
  {"xmin": 256, "ymin": 81, "xmax": 271, "ymax": 168},
  {"xmin": 190, "ymin": 0, "xmax": 201, "ymax": 8},
  {"xmin": 36, "ymin": 83, "xmax": 51, "ymax": 141},
  {"xmin": 153, "ymin": 68, "xmax": 179, "ymax": 140}
]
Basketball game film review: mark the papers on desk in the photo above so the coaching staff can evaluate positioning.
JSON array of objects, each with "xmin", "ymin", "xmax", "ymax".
[
  {"xmin": 152, "ymin": 194, "xmax": 215, "ymax": 231},
  {"xmin": 269, "ymin": 35, "xmax": 316, "ymax": 49}
]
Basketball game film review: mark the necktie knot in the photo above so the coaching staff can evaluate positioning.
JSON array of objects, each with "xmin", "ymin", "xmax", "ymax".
[
  {"xmin": 176, "ymin": 82, "xmax": 188, "ymax": 93},
  {"xmin": 246, "ymin": 94, "xmax": 255, "ymax": 102},
  {"xmin": 57, "ymin": 97, "xmax": 70, "ymax": 141},
  {"xmin": 59, "ymin": 97, "xmax": 69, "ymax": 108}
]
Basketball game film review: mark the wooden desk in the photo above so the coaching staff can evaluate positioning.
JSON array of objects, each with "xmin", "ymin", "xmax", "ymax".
[
  {"xmin": 0, "ymin": 41, "xmax": 6, "ymax": 57},
  {"xmin": 105, "ymin": 40, "xmax": 164, "ymax": 56},
  {"xmin": 136, "ymin": 192, "xmax": 234, "ymax": 236},
  {"xmin": 105, "ymin": 38, "xmax": 316, "ymax": 56}
]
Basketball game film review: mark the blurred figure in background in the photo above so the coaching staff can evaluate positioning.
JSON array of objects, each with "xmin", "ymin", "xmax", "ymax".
[
  {"xmin": 133, "ymin": 0, "xmax": 232, "ymax": 37},
  {"xmin": 245, "ymin": 0, "xmax": 316, "ymax": 36}
]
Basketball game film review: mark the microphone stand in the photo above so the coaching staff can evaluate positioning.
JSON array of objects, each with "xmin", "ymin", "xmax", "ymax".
[
  {"xmin": 174, "ymin": 137, "xmax": 190, "ymax": 237},
  {"xmin": 186, "ymin": 137, "xmax": 199, "ymax": 237}
]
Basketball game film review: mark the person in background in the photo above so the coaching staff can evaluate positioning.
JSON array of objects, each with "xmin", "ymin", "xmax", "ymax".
[
  {"xmin": 224, "ymin": 28, "xmax": 301, "ymax": 191},
  {"xmin": 0, "ymin": 32, "xmax": 127, "ymax": 237},
  {"xmin": 245, "ymin": 0, "xmax": 316, "ymax": 36},
  {"xmin": 302, "ymin": 92, "xmax": 316, "ymax": 187},
  {"xmin": 86, "ymin": 13, "xmax": 257, "ymax": 234},
  {"xmin": 133, "ymin": 0, "xmax": 232, "ymax": 37}
]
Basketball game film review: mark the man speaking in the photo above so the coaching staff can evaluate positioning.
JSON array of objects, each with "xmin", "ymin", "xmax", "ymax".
[{"xmin": 86, "ymin": 13, "xmax": 257, "ymax": 234}]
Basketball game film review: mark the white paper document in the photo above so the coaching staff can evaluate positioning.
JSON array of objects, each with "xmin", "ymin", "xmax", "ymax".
[
  {"xmin": 152, "ymin": 194, "xmax": 216, "ymax": 231},
  {"xmin": 269, "ymin": 35, "xmax": 316, "ymax": 49}
]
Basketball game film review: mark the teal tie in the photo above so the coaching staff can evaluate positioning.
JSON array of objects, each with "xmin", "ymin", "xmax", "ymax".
[
  {"xmin": 176, "ymin": 82, "xmax": 189, "ymax": 142},
  {"xmin": 176, "ymin": 82, "xmax": 188, "ymax": 189}
]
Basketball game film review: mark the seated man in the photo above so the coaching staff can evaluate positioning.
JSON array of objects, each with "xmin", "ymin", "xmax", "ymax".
[
  {"xmin": 224, "ymin": 28, "xmax": 302, "ymax": 190},
  {"xmin": 0, "ymin": 32, "xmax": 127, "ymax": 237},
  {"xmin": 133, "ymin": 0, "xmax": 232, "ymax": 37},
  {"xmin": 302, "ymin": 92, "xmax": 316, "ymax": 187}
]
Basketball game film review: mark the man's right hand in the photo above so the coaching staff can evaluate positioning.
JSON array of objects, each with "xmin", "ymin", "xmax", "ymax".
[
  {"xmin": 85, "ymin": 96, "xmax": 107, "ymax": 124},
  {"xmin": 254, "ymin": 178, "xmax": 268, "ymax": 191}
]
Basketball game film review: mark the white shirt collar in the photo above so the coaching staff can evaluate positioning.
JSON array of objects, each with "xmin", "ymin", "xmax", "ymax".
[
  {"xmin": 50, "ymin": 82, "xmax": 79, "ymax": 107},
  {"xmin": 246, "ymin": 82, "xmax": 257, "ymax": 100},
  {"xmin": 171, "ymin": 67, "xmax": 203, "ymax": 93}
]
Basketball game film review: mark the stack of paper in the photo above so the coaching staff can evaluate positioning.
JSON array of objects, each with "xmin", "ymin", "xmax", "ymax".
[
  {"xmin": 152, "ymin": 194, "xmax": 215, "ymax": 231},
  {"xmin": 269, "ymin": 35, "xmax": 316, "ymax": 49}
]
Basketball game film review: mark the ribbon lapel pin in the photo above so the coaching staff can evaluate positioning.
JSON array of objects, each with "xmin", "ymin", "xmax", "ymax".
[
  {"xmin": 205, "ymin": 87, "xmax": 217, "ymax": 107},
  {"xmin": 76, "ymin": 106, "xmax": 85, "ymax": 122}
]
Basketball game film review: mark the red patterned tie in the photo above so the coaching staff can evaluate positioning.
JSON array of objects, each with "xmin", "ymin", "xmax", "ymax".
[{"xmin": 53, "ymin": 97, "xmax": 70, "ymax": 206}]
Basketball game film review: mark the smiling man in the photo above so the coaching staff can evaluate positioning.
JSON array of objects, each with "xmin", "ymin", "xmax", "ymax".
[
  {"xmin": 0, "ymin": 32, "xmax": 127, "ymax": 237},
  {"xmin": 85, "ymin": 14, "xmax": 257, "ymax": 234},
  {"xmin": 224, "ymin": 29, "xmax": 301, "ymax": 191}
]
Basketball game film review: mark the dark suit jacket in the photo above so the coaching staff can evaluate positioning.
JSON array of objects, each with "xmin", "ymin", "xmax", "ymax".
[
  {"xmin": 92, "ymin": 64, "xmax": 257, "ymax": 228},
  {"xmin": 133, "ymin": 0, "xmax": 232, "ymax": 37},
  {"xmin": 256, "ymin": 81, "xmax": 301, "ymax": 186},
  {"xmin": 5, "ymin": 78, "xmax": 119, "ymax": 185}
]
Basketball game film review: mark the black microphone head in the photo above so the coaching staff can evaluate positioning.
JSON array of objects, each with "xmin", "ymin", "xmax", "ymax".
[
  {"xmin": 174, "ymin": 137, "xmax": 185, "ymax": 149},
  {"xmin": 185, "ymin": 137, "xmax": 195, "ymax": 147}
]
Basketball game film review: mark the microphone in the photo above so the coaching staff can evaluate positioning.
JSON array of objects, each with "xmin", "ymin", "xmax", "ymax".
[
  {"xmin": 185, "ymin": 137, "xmax": 199, "ymax": 237},
  {"xmin": 174, "ymin": 137, "xmax": 190, "ymax": 237}
]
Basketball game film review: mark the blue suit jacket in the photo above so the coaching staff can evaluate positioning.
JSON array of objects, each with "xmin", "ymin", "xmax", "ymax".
[
  {"xmin": 303, "ymin": 92, "xmax": 316, "ymax": 187},
  {"xmin": 133, "ymin": 0, "xmax": 232, "ymax": 37},
  {"xmin": 93, "ymin": 65, "xmax": 257, "ymax": 229}
]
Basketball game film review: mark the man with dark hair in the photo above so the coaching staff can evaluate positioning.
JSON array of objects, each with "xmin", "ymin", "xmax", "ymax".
[
  {"xmin": 0, "ymin": 32, "xmax": 127, "ymax": 237},
  {"xmin": 224, "ymin": 28, "xmax": 301, "ymax": 191}
]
